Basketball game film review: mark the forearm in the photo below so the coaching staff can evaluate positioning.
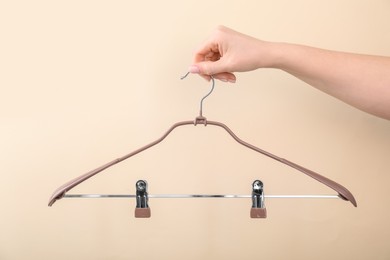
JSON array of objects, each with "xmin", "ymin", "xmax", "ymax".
[
  {"xmin": 268, "ymin": 43, "xmax": 390, "ymax": 119},
  {"xmin": 191, "ymin": 26, "xmax": 390, "ymax": 119}
]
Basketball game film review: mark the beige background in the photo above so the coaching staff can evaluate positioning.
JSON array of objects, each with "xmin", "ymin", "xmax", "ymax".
[{"xmin": 1, "ymin": 1, "xmax": 390, "ymax": 259}]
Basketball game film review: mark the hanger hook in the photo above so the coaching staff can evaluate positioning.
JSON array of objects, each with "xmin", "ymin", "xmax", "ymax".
[{"xmin": 181, "ymin": 72, "xmax": 215, "ymax": 117}]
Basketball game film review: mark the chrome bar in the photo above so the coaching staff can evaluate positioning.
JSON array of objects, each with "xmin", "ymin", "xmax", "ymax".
[{"xmin": 63, "ymin": 194, "xmax": 340, "ymax": 199}]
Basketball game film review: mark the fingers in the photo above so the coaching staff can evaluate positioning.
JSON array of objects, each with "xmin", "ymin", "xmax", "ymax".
[
  {"xmin": 189, "ymin": 64, "xmax": 236, "ymax": 83},
  {"xmin": 194, "ymin": 43, "xmax": 221, "ymax": 63},
  {"xmin": 213, "ymin": 72, "xmax": 236, "ymax": 83},
  {"xmin": 190, "ymin": 26, "xmax": 237, "ymax": 83},
  {"xmin": 190, "ymin": 60, "xmax": 225, "ymax": 76},
  {"xmin": 193, "ymin": 73, "xmax": 236, "ymax": 83}
]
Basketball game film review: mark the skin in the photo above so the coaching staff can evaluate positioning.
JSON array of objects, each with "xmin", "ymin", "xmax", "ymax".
[{"xmin": 189, "ymin": 25, "xmax": 390, "ymax": 120}]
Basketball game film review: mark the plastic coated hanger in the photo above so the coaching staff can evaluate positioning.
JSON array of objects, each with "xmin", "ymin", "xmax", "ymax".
[{"xmin": 48, "ymin": 75, "xmax": 357, "ymax": 208}]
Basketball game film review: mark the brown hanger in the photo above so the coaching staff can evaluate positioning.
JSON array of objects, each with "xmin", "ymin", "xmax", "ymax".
[{"xmin": 48, "ymin": 75, "xmax": 357, "ymax": 207}]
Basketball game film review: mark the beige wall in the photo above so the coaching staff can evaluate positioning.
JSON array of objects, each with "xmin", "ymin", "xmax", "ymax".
[{"xmin": 1, "ymin": 1, "xmax": 390, "ymax": 259}]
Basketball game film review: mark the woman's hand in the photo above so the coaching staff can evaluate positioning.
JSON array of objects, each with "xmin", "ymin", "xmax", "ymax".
[{"xmin": 190, "ymin": 25, "xmax": 277, "ymax": 83}]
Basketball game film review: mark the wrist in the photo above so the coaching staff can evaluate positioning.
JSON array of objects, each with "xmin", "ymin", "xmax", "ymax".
[{"xmin": 261, "ymin": 41, "xmax": 289, "ymax": 70}]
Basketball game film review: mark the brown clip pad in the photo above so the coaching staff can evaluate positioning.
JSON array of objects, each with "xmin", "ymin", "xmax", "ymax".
[
  {"xmin": 135, "ymin": 208, "xmax": 151, "ymax": 218},
  {"xmin": 250, "ymin": 208, "xmax": 267, "ymax": 218}
]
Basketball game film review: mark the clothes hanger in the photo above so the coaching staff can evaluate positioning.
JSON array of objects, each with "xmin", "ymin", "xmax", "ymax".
[{"xmin": 48, "ymin": 74, "xmax": 357, "ymax": 217}]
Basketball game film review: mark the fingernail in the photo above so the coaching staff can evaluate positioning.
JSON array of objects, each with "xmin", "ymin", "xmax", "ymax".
[
  {"xmin": 188, "ymin": 65, "xmax": 200, "ymax": 74},
  {"xmin": 228, "ymin": 78, "xmax": 236, "ymax": 83}
]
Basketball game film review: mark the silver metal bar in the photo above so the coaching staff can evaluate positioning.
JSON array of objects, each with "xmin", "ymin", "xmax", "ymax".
[{"xmin": 63, "ymin": 194, "xmax": 340, "ymax": 199}]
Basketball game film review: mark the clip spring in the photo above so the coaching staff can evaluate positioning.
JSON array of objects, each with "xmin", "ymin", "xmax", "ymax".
[
  {"xmin": 134, "ymin": 180, "xmax": 151, "ymax": 218},
  {"xmin": 250, "ymin": 180, "xmax": 267, "ymax": 218}
]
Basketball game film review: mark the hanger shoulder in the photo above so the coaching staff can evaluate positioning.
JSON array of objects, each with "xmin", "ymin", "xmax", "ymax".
[
  {"xmin": 48, "ymin": 120, "xmax": 194, "ymax": 206},
  {"xmin": 207, "ymin": 120, "xmax": 357, "ymax": 207}
]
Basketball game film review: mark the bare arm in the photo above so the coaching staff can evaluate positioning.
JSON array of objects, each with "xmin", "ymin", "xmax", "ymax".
[{"xmin": 190, "ymin": 26, "xmax": 390, "ymax": 120}]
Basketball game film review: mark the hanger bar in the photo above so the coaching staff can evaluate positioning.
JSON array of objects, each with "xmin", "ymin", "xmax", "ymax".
[{"xmin": 63, "ymin": 194, "xmax": 341, "ymax": 199}]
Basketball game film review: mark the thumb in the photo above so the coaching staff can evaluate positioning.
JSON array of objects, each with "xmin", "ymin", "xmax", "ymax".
[{"xmin": 189, "ymin": 60, "xmax": 227, "ymax": 76}]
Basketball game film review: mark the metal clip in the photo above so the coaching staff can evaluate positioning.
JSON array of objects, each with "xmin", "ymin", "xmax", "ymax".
[
  {"xmin": 134, "ymin": 180, "xmax": 151, "ymax": 218},
  {"xmin": 250, "ymin": 180, "xmax": 267, "ymax": 218}
]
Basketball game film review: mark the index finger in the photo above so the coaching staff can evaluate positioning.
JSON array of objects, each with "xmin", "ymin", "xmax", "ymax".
[{"xmin": 193, "ymin": 42, "xmax": 221, "ymax": 63}]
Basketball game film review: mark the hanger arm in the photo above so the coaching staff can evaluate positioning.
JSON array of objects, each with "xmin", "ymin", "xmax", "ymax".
[
  {"xmin": 205, "ymin": 119, "xmax": 357, "ymax": 207},
  {"xmin": 48, "ymin": 117, "xmax": 356, "ymax": 207},
  {"xmin": 48, "ymin": 120, "xmax": 194, "ymax": 206}
]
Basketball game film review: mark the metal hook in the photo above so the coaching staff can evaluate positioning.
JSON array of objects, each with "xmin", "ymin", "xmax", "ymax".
[{"xmin": 181, "ymin": 72, "xmax": 215, "ymax": 117}]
